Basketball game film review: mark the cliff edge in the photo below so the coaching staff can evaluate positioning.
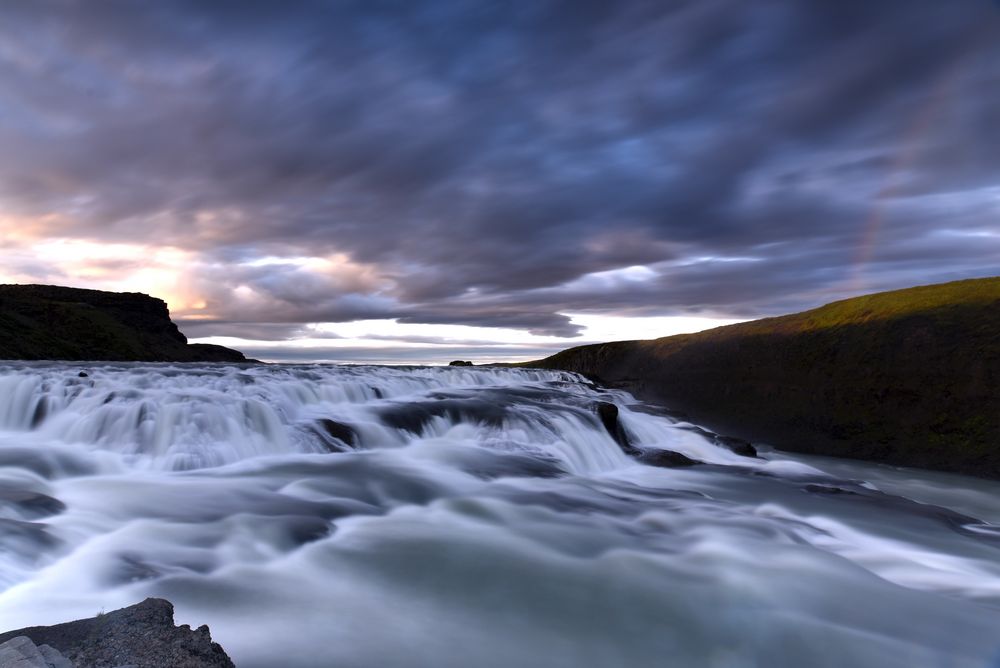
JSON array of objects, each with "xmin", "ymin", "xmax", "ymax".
[
  {"xmin": 0, "ymin": 284, "xmax": 247, "ymax": 363},
  {"xmin": 532, "ymin": 277, "xmax": 1000, "ymax": 478}
]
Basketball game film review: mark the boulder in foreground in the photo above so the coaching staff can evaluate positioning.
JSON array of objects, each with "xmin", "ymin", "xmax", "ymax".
[
  {"xmin": 0, "ymin": 635, "xmax": 72, "ymax": 668},
  {"xmin": 0, "ymin": 598, "xmax": 234, "ymax": 668}
]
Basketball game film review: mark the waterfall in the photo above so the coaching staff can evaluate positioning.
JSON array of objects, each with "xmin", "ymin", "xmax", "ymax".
[{"xmin": 1, "ymin": 362, "xmax": 999, "ymax": 668}]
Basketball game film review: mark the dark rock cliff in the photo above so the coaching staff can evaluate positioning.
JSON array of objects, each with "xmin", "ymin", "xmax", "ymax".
[
  {"xmin": 0, "ymin": 284, "xmax": 247, "ymax": 363},
  {"xmin": 532, "ymin": 277, "xmax": 1000, "ymax": 479},
  {"xmin": 0, "ymin": 598, "xmax": 234, "ymax": 667}
]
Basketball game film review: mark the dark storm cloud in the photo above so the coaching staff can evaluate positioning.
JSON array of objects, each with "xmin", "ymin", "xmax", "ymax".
[
  {"xmin": 237, "ymin": 343, "xmax": 576, "ymax": 365},
  {"xmin": 174, "ymin": 321, "xmax": 345, "ymax": 342},
  {"xmin": 1, "ymin": 0, "xmax": 998, "ymax": 335}
]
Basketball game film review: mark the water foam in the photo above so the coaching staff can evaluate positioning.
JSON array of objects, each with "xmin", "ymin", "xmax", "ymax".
[{"xmin": 0, "ymin": 362, "xmax": 998, "ymax": 667}]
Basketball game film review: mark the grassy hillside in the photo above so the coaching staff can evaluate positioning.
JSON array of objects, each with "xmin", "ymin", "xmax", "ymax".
[
  {"xmin": 532, "ymin": 277, "xmax": 1000, "ymax": 478},
  {"xmin": 0, "ymin": 284, "xmax": 248, "ymax": 363}
]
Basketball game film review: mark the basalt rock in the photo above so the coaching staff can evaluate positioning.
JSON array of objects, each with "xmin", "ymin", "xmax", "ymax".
[
  {"xmin": 0, "ymin": 598, "xmax": 234, "ymax": 668},
  {"xmin": 534, "ymin": 277, "xmax": 1000, "ymax": 479},
  {"xmin": 596, "ymin": 402, "xmax": 636, "ymax": 454},
  {"xmin": 713, "ymin": 435, "xmax": 758, "ymax": 458},
  {"xmin": 595, "ymin": 402, "xmax": 700, "ymax": 467},
  {"xmin": 314, "ymin": 418, "xmax": 358, "ymax": 451},
  {"xmin": 638, "ymin": 449, "xmax": 702, "ymax": 468},
  {"xmin": 0, "ymin": 284, "xmax": 248, "ymax": 363}
]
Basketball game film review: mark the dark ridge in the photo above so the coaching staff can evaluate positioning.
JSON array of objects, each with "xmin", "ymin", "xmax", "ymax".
[
  {"xmin": 531, "ymin": 277, "xmax": 1000, "ymax": 479},
  {"xmin": 0, "ymin": 284, "xmax": 248, "ymax": 363}
]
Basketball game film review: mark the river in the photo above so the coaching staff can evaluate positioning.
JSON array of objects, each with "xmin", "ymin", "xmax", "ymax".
[{"xmin": 1, "ymin": 363, "xmax": 998, "ymax": 667}]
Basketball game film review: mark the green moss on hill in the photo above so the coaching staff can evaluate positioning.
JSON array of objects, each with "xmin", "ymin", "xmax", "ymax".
[
  {"xmin": 532, "ymin": 277, "xmax": 1000, "ymax": 478},
  {"xmin": 0, "ymin": 284, "xmax": 247, "ymax": 363}
]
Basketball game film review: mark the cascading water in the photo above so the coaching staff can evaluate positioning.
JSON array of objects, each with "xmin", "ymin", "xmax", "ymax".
[{"xmin": 1, "ymin": 362, "xmax": 999, "ymax": 667}]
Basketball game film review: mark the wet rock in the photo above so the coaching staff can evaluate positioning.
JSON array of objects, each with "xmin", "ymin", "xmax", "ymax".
[
  {"xmin": 0, "ymin": 635, "xmax": 72, "ymax": 668},
  {"xmin": 804, "ymin": 484, "xmax": 860, "ymax": 496},
  {"xmin": 675, "ymin": 424, "xmax": 757, "ymax": 458},
  {"xmin": 314, "ymin": 418, "xmax": 358, "ymax": 451},
  {"xmin": 714, "ymin": 435, "xmax": 758, "ymax": 458},
  {"xmin": 595, "ymin": 403, "xmax": 698, "ymax": 467},
  {"xmin": 378, "ymin": 398, "xmax": 508, "ymax": 433},
  {"xmin": 30, "ymin": 401, "xmax": 48, "ymax": 428},
  {"xmin": 638, "ymin": 449, "xmax": 701, "ymax": 468},
  {"xmin": 448, "ymin": 360, "xmax": 474, "ymax": 366},
  {"xmin": 596, "ymin": 402, "xmax": 637, "ymax": 454},
  {"xmin": 0, "ymin": 599, "xmax": 234, "ymax": 668},
  {"xmin": 77, "ymin": 372, "xmax": 88, "ymax": 378}
]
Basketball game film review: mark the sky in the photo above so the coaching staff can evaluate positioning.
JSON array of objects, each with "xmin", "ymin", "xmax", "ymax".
[{"xmin": 0, "ymin": 1, "xmax": 998, "ymax": 363}]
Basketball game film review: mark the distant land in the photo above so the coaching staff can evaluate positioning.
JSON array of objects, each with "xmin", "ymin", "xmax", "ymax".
[
  {"xmin": 531, "ymin": 277, "xmax": 1000, "ymax": 479},
  {"xmin": 0, "ymin": 284, "xmax": 248, "ymax": 363}
]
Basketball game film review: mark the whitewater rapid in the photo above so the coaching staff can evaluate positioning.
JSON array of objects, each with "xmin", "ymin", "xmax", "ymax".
[{"xmin": 1, "ymin": 363, "xmax": 999, "ymax": 667}]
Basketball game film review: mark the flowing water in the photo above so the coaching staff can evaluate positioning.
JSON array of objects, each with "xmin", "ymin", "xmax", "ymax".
[{"xmin": 0, "ymin": 363, "xmax": 999, "ymax": 667}]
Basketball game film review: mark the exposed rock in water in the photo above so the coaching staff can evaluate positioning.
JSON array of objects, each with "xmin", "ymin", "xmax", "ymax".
[
  {"xmin": 533, "ymin": 277, "xmax": 1000, "ymax": 479},
  {"xmin": 0, "ymin": 599, "xmax": 234, "ymax": 668},
  {"xmin": 0, "ymin": 284, "xmax": 248, "ymax": 363},
  {"xmin": 314, "ymin": 418, "xmax": 358, "ymax": 451},
  {"xmin": 448, "ymin": 360, "xmax": 474, "ymax": 366},
  {"xmin": 595, "ymin": 402, "xmax": 635, "ymax": 454},
  {"xmin": 713, "ymin": 435, "xmax": 758, "ymax": 458},
  {"xmin": 637, "ymin": 449, "xmax": 701, "ymax": 468},
  {"xmin": 676, "ymin": 424, "xmax": 759, "ymax": 458},
  {"xmin": 596, "ymin": 402, "xmax": 701, "ymax": 467},
  {"xmin": 804, "ymin": 484, "xmax": 860, "ymax": 496}
]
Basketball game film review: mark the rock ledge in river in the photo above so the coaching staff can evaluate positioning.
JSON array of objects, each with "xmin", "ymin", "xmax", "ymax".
[{"xmin": 0, "ymin": 599, "xmax": 234, "ymax": 668}]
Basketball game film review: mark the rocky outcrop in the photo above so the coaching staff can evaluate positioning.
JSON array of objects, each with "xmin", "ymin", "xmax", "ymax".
[
  {"xmin": 448, "ymin": 360, "xmax": 474, "ymax": 366},
  {"xmin": 535, "ymin": 277, "xmax": 1000, "ymax": 479},
  {"xmin": 0, "ymin": 636, "xmax": 72, "ymax": 668},
  {"xmin": 0, "ymin": 285, "xmax": 247, "ymax": 363},
  {"xmin": 313, "ymin": 418, "xmax": 358, "ymax": 451},
  {"xmin": 0, "ymin": 599, "xmax": 234, "ymax": 668},
  {"xmin": 596, "ymin": 402, "xmax": 631, "ymax": 451},
  {"xmin": 595, "ymin": 401, "xmax": 702, "ymax": 468}
]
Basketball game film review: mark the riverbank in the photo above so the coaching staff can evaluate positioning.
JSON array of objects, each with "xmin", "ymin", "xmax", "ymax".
[{"xmin": 531, "ymin": 277, "xmax": 1000, "ymax": 478}]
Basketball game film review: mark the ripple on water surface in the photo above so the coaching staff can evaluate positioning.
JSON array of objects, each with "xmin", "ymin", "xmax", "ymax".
[{"xmin": 0, "ymin": 362, "xmax": 999, "ymax": 667}]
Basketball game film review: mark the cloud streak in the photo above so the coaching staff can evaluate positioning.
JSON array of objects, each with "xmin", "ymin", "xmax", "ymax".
[{"xmin": 0, "ymin": 0, "xmax": 998, "ymax": 348}]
